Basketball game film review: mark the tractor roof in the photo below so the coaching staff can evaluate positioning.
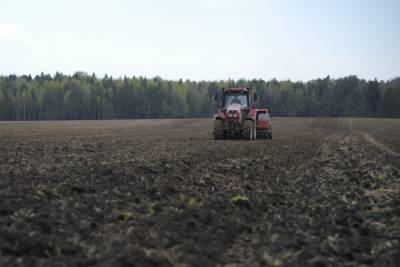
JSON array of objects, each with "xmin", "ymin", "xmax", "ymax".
[{"xmin": 224, "ymin": 87, "xmax": 249, "ymax": 94}]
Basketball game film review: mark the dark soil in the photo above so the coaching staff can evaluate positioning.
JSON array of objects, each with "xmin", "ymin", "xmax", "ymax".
[{"xmin": 0, "ymin": 118, "xmax": 399, "ymax": 267}]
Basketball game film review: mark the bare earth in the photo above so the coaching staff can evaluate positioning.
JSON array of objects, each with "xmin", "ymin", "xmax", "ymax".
[{"xmin": 0, "ymin": 118, "xmax": 399, "ymax": 267}]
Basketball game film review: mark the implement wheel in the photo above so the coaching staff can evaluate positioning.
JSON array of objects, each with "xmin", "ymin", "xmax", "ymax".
[{"xmin": 214, "ymin": 120, "xmax": 224, "ymax": 140}]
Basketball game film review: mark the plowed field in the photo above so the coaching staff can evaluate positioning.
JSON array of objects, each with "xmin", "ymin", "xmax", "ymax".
[{"xmin": 0, "ymin": 118, "xmax": 399, "ymax": 266}]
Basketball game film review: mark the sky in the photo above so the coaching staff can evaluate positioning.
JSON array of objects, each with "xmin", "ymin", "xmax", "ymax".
[{"xmin": 0, "ymin": 0, "xmax": 399, "ymax": 81}]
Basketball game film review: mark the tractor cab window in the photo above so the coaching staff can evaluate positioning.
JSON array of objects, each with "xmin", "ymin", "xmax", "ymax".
[{"xmin": 225, "ymin": 93, "xmax": 248, "ymax": 108}]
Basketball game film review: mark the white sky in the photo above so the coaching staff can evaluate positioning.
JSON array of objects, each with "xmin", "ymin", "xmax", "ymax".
[{"xmin": 0, "ymin": 0, "xmax": 399, "ymax": 81}]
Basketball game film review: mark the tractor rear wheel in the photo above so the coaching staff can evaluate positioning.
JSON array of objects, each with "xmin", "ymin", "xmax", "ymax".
[
  {"xmin": 268, "ymin": 125, "xmax": 272, "ymax": 139},
  {"xmin": 243, "ymin": 120, "xmax": 253, "ymax": 140},
  {"xmin": 214, "ymin": 120, "xmax": 224, "ymax": 140}
]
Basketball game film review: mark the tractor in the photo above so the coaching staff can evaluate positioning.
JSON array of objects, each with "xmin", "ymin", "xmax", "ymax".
[{"xmin": 213, "ymin": 87, "xmax": 272, "ymax": 140}]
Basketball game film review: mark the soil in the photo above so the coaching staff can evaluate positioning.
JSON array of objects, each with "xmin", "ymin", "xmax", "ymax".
[{"xmin": 0, "ymin": 118, "xmax": 399, "ymax": 267}]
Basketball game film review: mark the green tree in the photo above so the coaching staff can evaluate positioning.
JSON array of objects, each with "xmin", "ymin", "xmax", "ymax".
[
  {"xmin": 364, "ymin": 80, "xmax": 381, "ymax": 116},
  {"xmin": 0, "ymin": 74, "xmax": 399, "ymax": 120},
  {"xmin": 381, "ymin": 88, "xmax": 398, "ymax": 117}
]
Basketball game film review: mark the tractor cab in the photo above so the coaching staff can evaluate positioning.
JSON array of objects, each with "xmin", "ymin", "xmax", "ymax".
[
  {"xmin": 221, "ymin": 88, "xmax": 251, "ymax": 109},
  {"xmin": 224, "ymin": 92, "xmax": 249, "ymax": 108}
]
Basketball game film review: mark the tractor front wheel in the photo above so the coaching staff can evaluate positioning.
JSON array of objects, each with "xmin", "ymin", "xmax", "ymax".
[
  {"xmin": 214, "ymin": 120, "xmax": 224, "ymax": 140},
  {"xmin": 243, "ymin": 120, "xmax": 254, "ymax": 140}
]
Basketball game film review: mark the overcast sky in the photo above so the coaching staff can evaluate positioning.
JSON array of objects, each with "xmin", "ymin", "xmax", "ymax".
[{"xmin": 0, "ymin": 0, "xmax": 399, "ymax": 81}]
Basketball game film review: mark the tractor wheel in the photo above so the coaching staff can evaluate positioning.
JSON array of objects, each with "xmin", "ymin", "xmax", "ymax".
[
  {"xmin": 214, "ymin": 120, "xmax": 224, "ymax": 140},
  {"xmin": 243, "ymin": 120, "xmax": 253, "ymax": 140},
  {"xmin": 268, "ymin": 125, "xmax": 272, "ymax": 139}
]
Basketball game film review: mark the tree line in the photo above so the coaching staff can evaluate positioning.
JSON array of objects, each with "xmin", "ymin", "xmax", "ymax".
[{"xmin": 0, "ymin": 72, "xmax": 399, "ymax": 121}]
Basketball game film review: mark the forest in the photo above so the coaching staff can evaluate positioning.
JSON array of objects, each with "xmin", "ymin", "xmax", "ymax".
[{"xmin": 0, "ymin": 72, "xmax": 399, "ymax": 120}]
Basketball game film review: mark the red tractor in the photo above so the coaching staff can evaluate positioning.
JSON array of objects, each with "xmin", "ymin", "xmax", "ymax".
[{"xmin": 213, "ymin": 87, "xmax": 272, "ymax": 140}]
